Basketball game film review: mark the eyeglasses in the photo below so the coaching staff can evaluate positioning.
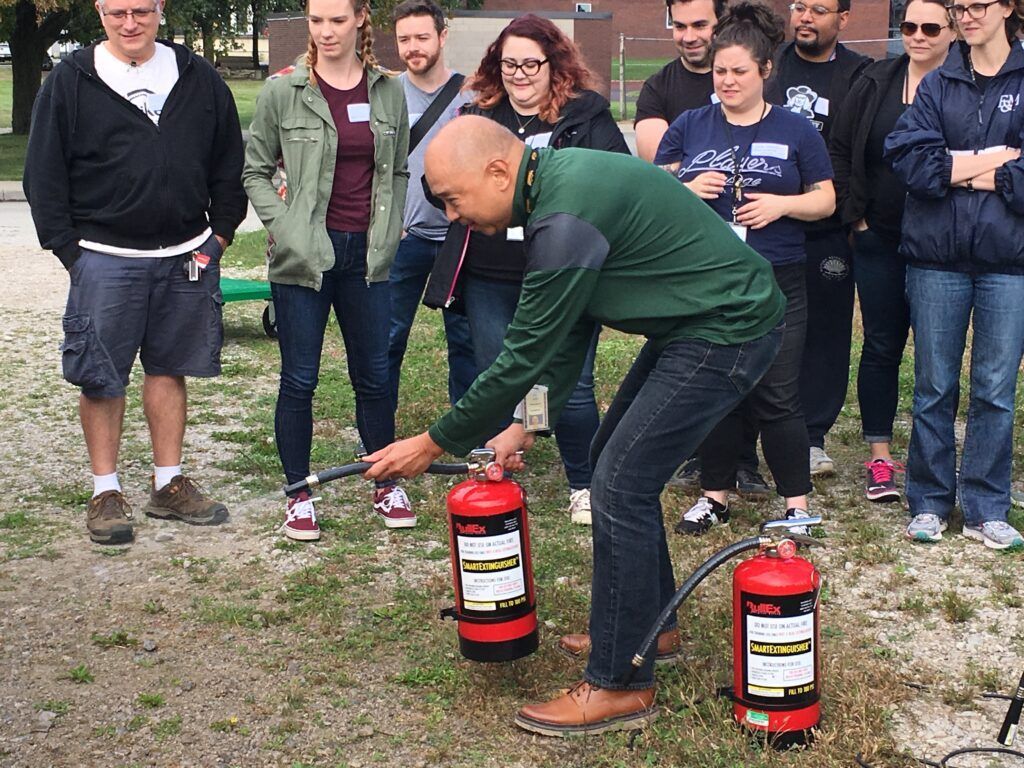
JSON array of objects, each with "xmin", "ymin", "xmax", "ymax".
[
  {"xmin": 946, "ymin": 0, "xmax": 1002, "ymax": 19},
  {"xmin": 499, "ymin": 58, "xmax": 549, "ymax": 77},
  {"xmin": 101, "ymin": 5, "xmax": 158, "ymax": 21},
  {"xmin": 900, "ymin": 20, "xmax": 948, "ymax": 35},
  {"xmin": 788, "ymin": 2, "xmax": 843, "ymax": 17}
]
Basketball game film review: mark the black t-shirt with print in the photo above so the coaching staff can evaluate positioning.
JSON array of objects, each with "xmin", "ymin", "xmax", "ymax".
[
  {"xmin": 776, "ymin": 54, "xmax": 839, "ymax": 144},
  {"xmin": 634, "ymin": 58, "xmax": 716, "ymax": 125}
]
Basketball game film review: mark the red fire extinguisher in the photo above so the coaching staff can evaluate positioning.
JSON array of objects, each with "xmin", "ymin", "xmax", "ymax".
[
  {"xmin": 733, "ymin": 532, "xmax": 822, "ymax": 748},
  {"xmin": 441, "ymin": 449, "xmax": 539, "ymax": 662}
]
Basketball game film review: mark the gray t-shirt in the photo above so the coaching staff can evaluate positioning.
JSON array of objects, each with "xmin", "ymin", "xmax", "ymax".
[{"xmin": 400, "ymin": 72, "xmax": 470, "ymax": 241}]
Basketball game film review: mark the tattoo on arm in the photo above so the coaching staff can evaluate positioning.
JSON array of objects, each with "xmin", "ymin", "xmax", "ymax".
[
  {"xmin": 803, "ymin": 182, "xmax": 822, "ymax": 193},
  {"xmin": 658, "ymin": 162, "xmax": 681, "ymax": 174}
]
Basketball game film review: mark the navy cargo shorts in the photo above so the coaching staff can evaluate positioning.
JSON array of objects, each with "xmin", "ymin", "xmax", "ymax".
[{"xmin": 60, "ymin": 234, "xmax": 225, "ymax": 399}]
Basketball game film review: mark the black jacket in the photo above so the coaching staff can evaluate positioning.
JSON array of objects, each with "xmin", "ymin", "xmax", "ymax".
[
  {"xmin": 886, "ymin": 41, "xmax": 1024, "ymax": 274},
  {"xmin": 23, "ymin": 41, "xmax": 247, "ymax": 269},
  {"xmin": 424, "ymin": 90, "xmax": 628, "ymax": 309},
  {"xmin": 830, "ymin": 55, "xmax": 909, "ymax": 228}
]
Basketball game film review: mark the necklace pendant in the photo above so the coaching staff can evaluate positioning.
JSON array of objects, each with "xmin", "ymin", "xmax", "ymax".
[{"xmin": 518, "ymin": 127, "xmax": 525, "ymax": 134}]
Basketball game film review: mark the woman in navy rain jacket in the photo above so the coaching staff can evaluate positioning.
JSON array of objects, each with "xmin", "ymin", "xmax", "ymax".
[{"xmin": 885, "ymin": 0, "xmax": 1024, "ymax": 549}]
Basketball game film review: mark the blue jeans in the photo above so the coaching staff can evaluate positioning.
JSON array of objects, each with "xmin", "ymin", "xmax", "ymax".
[
  {"xmin": 585, "ymin": 328, "xmax": 782, "ymax": 689},
  {"xmin": 905, "ymin": 266, "xmax": 1024, "ymax": 525},
  {"xmin": 462, "ymin": 274, "xmax": 599, "ymax": 490},
  {"xmin": 271, "ymin": 230, "xmax": 394, "ymax": 488},
  {"xmin": 853, "ymin": 229, "xmax": 910, "ymax": 443},
  {"xmin": 387, "ymin": 233, "xmax": 476, "ymax": 409}
]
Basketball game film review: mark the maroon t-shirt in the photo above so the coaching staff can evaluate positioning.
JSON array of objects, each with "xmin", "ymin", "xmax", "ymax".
[{"xmin": 317, "ymin": 70, "xmax": 374, "ymax": 233}]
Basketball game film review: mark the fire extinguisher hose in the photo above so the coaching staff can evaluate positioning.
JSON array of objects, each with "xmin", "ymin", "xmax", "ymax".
[
  {"xmin": 624, "ymin": 535, "xmax": 768, "ymax": 684},
  {"xmin": 283, "ymin": 461, "xmax": 471, "ymax": 496}
]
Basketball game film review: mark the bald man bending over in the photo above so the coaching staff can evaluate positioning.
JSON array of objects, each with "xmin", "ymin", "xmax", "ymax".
[{"xmin": 366, "ymin": 115, "xmax": 785, "ymax": 735}]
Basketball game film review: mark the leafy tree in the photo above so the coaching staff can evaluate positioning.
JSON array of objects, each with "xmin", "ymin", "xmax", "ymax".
[
  {"xmin": 0, "ymin": 0, "xmax": 98, "ymax": 133},
  {"xmin": 163, "ymin": 0, "xmax": 236, "ymax": 64}
]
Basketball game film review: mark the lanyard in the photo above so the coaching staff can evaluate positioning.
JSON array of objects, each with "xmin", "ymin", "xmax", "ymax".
[
  {"xmin": 720, "ymin": 101, "xmax": 768, "ymax": 222},
  {"xmin": 522, "ymin": 148, "xmax": 541, "ymax": 214}
]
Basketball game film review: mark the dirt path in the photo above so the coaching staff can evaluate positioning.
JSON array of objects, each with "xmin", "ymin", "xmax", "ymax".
[{"xmin": 1, "ymin": 236, "xmax": 1022, "ymax": 768}]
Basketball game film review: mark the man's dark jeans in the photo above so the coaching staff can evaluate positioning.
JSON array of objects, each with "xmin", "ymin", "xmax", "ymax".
[
  {"xmin": 584, "ymin": 327, "xmax": 782, "ymax": 689},
  {"xmin": 387, "ymin": 233, "xmax": 476, "ymax": 409}
]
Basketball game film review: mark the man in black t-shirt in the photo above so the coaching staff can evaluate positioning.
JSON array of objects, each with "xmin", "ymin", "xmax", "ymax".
[
  {"xmin": 634, "ymin": 0, "xmax": 726, "ymax": 161},
  {"xmin": 771, "ymin": 0, "xmax": 870, "ymax": 478}
]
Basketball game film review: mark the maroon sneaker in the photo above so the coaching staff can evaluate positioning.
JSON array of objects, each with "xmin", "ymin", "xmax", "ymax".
[
  {"xmin": 373, "ymin": 485, "xmax": 416, "ymax": 529},
  {"xmin": 284, "ymin": 492, "xmax": 321, "ymax": 541},
  {"xmin": 864, "ymin": 459, "xmax": 902, "ymax": 503}
]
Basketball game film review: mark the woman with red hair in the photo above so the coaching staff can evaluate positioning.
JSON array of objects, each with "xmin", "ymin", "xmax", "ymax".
[{"xmin": 438, "ymin": 14, "xmax": 628, "ymax": 525}]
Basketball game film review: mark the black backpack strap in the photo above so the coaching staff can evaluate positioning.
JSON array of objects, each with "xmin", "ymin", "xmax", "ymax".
[{"xmin": 408, "ymin": 73, "xmax": 466, "ymax": 153}]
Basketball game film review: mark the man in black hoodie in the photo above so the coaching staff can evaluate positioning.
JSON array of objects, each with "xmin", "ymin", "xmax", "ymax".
[
  {"xmin": 772, "ymin": 0, "xmax": 870, "ymax": 477},
  {"xmin": 23, "ymin": 0, "xmax": 246, "ymax": 546}
]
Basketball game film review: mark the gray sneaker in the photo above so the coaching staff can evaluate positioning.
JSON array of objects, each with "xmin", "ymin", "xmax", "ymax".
[
  {"xmin": 962, "ymin": 520, "xmax": 1024, "ymax": 550},
  {"xmin": 906, "ymin": 513, "xmax": 947, "ymax": 543},
  {"xmin": 809, "ymin": 447, "xmax": 835, "ymax": 477},
  {"xmin": 1011, "ymin": 490, "xmax": 1024, "ymax": 508}
]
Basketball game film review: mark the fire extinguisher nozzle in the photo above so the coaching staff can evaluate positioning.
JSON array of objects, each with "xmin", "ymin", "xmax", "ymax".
[{"xmin": 631, "ymin": 654, "xmax": 645, "ymax": 668}]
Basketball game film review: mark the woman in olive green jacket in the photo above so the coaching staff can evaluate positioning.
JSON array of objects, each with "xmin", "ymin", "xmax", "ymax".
[{"xmin": 243, "ymin": 0, "xmax": 411, "ymax": 542}]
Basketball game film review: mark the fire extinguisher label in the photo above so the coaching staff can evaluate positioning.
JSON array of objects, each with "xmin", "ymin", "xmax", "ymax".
[
  {"xmin": 741, "ymin": 590, "xmax": 818, "ymax": 707},
  {"xmin": 452, "ymin": 510, "xmax": 528, "ymax": 618}
]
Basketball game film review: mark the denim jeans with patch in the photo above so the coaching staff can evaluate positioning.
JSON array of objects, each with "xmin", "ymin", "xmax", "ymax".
[
  {"xmin": 584, "ymin": 327, "xmax": 782, "ymax": 689},
  {"xmin": 905, "ymin": 266, "xmax": 1024, "ymax": 525}
]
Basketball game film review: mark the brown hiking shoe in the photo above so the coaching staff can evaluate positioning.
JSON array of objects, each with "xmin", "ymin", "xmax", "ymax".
[
  {"xmin": 87, "ymin": 490, "xmax": 134, "ymax": 545},
  {"xmin": 145, "ymin": 475, "xmax": 226, "ymax": 525},
  {"xmin": 559, "ymin": 627, "xmax": 681, "ymax": 664}
]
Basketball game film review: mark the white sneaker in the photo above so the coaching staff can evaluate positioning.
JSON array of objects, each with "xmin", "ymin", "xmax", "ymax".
[
  {"xmin": 809, "ymin": 447, "xmax": 835, "ymax": 477},
  {"xmin": 962, "ymin": 520, "xmax": 1024, "ymax": 550},
  {"xmin": 569, "ymin": 488, "xmax": 592, "ymax": 525},
  {"xmin": 784, "ymin": 507, "xmax": 812, "ymax": 537},
  {"xmin": 905, "ymin": 513, "xmax": 947, "ymax": 543}
]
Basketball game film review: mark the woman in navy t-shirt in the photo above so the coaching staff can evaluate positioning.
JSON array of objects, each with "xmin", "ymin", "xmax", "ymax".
[{"xmin": 655, "ymin": 0, "xmax": 835, "ymax": 535}]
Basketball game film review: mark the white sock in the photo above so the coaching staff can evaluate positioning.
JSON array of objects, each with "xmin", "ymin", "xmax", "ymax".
[
  {"xmin": 154, "ymin": 465, "xmax": 182, "ymax": 491},
  {"xmin": 93, "ymin": 472, "xmax": 121, "ymax": 498}
]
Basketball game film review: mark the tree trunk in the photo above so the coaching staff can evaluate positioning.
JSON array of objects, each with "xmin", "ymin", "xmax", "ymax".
[
  {"xmin": 202, "ymin": 31, "xmax": 216, "ymax": 64},
  {"xmin": 251, "ymin": 0, "xmax": 261, "ymax": 71},
  {"xmin": 10, "ymin": 0, "xmax": 70, "ymax": 134}
]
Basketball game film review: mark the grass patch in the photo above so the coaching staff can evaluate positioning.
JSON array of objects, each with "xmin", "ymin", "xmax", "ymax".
[
  {"xmin": 940, "ymin": 590, "xmax": 977, "ymax": 624},
  {"xmin": 137, "ymin": 692, "xmax": 165, "ymax": 709},
  {"xmin": 92, "ymin": 629, "xmax": 137, "ymax": 649},
  {"xmin": 67, "ymin": 664, "xmax": 94, "ymax": 684},
  {"xmin": 152, "ymin": 714, "xmax": 182, "ymax": 741},
  {"xmin": 0, "ymin": 510, "xmax": 59, "ymax": 562}
]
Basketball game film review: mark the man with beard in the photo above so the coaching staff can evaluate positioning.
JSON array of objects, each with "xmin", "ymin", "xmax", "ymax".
[
  {"xmin": 634, "ymin": 0, "xmax": 725, "ymax": 162},
  {"xmin": 387, "ymin": 0, "xmax": 476, "ymax": 410},
  {"xmin": 772, "ymin": 0, "xmax": 870, "ymax": 477}
]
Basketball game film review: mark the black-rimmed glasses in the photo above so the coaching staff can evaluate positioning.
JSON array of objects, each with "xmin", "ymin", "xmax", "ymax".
[
  {"xmin": 947, "ymin": 0, "xmax": 1002, "ymax": 19},
  {"xmin": 499, "ymin": 58, "xmax": 549, "ymax": 77}
]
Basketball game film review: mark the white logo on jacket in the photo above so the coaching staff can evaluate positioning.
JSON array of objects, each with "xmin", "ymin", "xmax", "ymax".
[{"xmin": 998, "ymin": 94, "xmax": 1019, "ymax": 113}]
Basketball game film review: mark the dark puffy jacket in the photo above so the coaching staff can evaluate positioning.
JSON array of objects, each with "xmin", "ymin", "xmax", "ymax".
[{"xmin": 885, "ymin": 41, "xmax": 1024, "ymax": 274}]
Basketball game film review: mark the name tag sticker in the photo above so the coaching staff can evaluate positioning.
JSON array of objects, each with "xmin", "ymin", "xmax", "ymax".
[
  {"xmin": 751, "ymin": 142, "xmax": 789, "ymax": 160},
  {"xmin": 728, "ymin": 223, "xmax": 749, "ymax": 242},
  {"xmin": 813, "ymin": 96, "xmax": 830, "ymax": 116},
  {"xmin": 347, "ymin": 103, "xmax": 371, "ymax": 123},
  {"xmin": 506, "ymin": 227, "xmax": 525, "ymax": 241},
  {"xmin": 523, "ymin": 385, "xmax": 550, "ymax": 432}
]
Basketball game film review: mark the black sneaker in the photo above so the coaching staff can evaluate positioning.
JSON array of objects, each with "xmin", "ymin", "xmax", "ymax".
[
  {"xmin": 736, "ymin": 467, "xmax": 771, "ymax": 496},
  {"xmin": 675, "ymin": 496, "xmax": 729, "ymax": 536}
]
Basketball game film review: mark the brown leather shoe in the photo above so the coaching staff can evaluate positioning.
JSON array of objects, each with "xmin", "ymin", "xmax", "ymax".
[
  {"xmin": 86, "ymin": 490, "xmax": 134, "ymax": 545},
  {"xmin": 559, "ymin": 627, "xmax": 681, "ymax": 664},
  {"xmin": 145, "ymin": 475, "xmax": 226, "ymax": 525},
  {"xmin": 514, "ymin": 681, "xmax": 658, "ymax": 736}
]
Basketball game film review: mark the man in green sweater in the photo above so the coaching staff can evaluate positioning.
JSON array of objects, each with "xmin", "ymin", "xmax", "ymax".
[{"xmin": 367, "ymin": 116, "xmax": 785, "ymax": 735}]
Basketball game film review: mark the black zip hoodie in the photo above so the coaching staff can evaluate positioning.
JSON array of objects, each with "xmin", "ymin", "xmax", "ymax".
[{"xmin": 23, "ymin": 41, "xmax": 246, "ymax": 269}]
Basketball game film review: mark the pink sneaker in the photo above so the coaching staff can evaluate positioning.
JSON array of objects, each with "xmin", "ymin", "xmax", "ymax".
[
  {"xmin": 373, "ymin": 485, "xmax": 416, "ymax": 529},
  {"xmin": 284, "ymin": 492, "xmax": 321, "ymax": 541}
]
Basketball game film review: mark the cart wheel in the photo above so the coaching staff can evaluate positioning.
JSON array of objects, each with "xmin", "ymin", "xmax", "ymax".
[{"xmin": 262, "ymin": 302, "xmax": 278, "ymax": 339}]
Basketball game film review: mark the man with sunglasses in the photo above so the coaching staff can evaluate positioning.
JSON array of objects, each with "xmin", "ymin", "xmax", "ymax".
[
  {"xmin": 23, "ymin": 0, "xmax": 246, "ymax": 545},
  {"xmin": 771, "ymin": 0, "xmax": 870, "ymax": 479}
]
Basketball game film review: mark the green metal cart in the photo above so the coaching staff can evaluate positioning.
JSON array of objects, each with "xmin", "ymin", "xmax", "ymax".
[{"xmin": 220, "ymin": 277, "xmax": 277, "ymax": 338}]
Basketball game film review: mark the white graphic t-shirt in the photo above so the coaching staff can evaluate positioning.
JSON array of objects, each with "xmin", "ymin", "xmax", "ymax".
[{"xmin": 94, "ymin": 42, "xmax": 178, "ymax": 126}]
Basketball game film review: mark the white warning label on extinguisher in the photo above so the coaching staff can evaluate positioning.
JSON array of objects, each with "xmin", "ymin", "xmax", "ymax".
[
  {"xmin": 745, "ymin": 612, "xmax": 815, "ymax": 697},
  {"xmin": 457, "ymin": 530, "xmax": 526, "ymax": 611}
]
